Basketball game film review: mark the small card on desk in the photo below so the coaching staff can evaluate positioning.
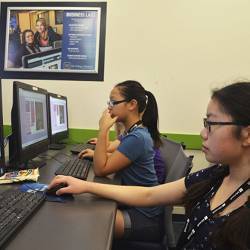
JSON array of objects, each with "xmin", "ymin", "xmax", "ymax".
[{"xmin": 20, "ymin": 183, "xmax": 73, "ymax": 202}]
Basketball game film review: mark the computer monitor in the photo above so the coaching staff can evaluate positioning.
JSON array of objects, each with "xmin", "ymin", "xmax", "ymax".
[
  {"xmin": 0, "ymin": 80, "xmax": 5, "ymax": 176},
  {"xmin": 21, "ymin": 48, "xmax": 61, "ymax": 69},
  {"xmin": 48, "ymin": 92, "xmax": 68, "ymax": 149},
  {"xmin": 8, "ymin": 81, "xmax": 49, "ymax": 169}
]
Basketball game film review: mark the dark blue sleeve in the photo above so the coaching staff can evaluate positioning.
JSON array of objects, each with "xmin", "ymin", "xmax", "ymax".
[
  {"xmin": 184, "ymin": 165, "xmax": 219, "ymax": 189},
  {"xmin": 117, "ymin": 133, "xmax": 144, "ymax": 161}
]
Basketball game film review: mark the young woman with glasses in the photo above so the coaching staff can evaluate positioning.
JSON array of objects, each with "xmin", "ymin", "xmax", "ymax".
[
  {"xmin": 49, "ymin": 82, "xmax": 250, "ymax": 249},
  {"xmin": 79, "ymin": 80, "xmax": 164, "ymax": 241}
]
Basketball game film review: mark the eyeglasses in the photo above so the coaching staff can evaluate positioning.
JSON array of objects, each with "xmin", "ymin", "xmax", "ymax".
[
  {"xmin": 107, "ymin": 99, "xmax": 128, "ymax": 108},
  {"xmin": 203, "ymin": 118, "xmax": 248, "ymax": 132}
]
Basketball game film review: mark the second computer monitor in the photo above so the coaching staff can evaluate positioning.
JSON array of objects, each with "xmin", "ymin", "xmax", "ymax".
[{"xmin": 48, "ymin": 93, "xmax": 68, "ymax": 146}]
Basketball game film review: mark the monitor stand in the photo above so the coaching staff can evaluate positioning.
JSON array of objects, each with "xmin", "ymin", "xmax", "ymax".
[
  {"xmin": 48, "ymin": 143, "xmax": 66, "ymax": 150},
  {"xmin": 6, "ymin": 158, "xmax": 46, "ymax": 171}
]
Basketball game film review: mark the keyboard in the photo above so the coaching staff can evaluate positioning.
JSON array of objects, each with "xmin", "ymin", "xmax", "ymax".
[
  {"xmin": 55, "ymin": 156, "xmax": 92, "ymax": 180},
  {"xmin": 0, "ymin": 189, "xmax": 46, "ymax": 248},
  {"xmin": 70, "ymin": 143, "xmax": 95, "ymax": 154}
]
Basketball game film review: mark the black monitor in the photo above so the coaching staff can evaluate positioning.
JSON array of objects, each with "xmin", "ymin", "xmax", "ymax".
[
  {"xmin": 0, "ymin": 80, "xmax": 5, "ymax": 176},
  {"xmin": 22, "ymin": 48, "xmax": 61, "ymax": 69},
  {"xmin": 8, "ymin": 81, "xmax": 49, "ymax": 169},
  {"xmin": 48, "ymin": 92, "xmax": 68, "ymax": 150}
]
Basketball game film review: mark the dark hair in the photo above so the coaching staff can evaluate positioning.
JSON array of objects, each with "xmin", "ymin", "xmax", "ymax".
[
  {"xmin": 22, "ymin": 29, "xmax": 34, "ymax": 44},
  {"xmin": 115, "ymin": 80, "xmax": 162, "ymax": 148},
  {"xmin": 212, "ymin": 82, "xmax": 250, "ymax": 137},
  {"xmin": 184, "ymin": 82, "xmax": 250, "ymax": 249}
]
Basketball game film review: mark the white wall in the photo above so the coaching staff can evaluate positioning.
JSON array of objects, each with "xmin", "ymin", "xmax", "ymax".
[{"xmin": 2, "ymin": 0, "xmax": 250, "ymax": 134}]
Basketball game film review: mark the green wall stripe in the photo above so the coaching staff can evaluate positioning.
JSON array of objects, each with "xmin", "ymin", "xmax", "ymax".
[
  {"xmin": 3, "ymin": 125, "xmax": 202, "ymax": 150},
  {"xmin": 3, "ymin": 125, "xmax": 12, "ymax": 137},
  {"xmin": 161, "ymin": 133, "xmax": 202, "ymax": 150}
]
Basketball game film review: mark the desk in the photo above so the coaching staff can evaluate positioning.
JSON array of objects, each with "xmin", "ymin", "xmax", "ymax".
[{"xmin": 3, "ymin": 146, "xmax": 118, "ymax": 250}]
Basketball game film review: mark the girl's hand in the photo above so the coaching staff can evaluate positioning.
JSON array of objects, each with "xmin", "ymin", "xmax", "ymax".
[
  {"xmin": 48, "ymin": 175, "xmax": 87, "ymax": 195},
  {"xmin": 78, "ymin": 148, "xmax": 94, "ymax": 159},
  {"xmin": 99, "ymin": 109, "xmax": 118, "ymax": 131},
  {"xmin": 87, "ymin": 138, "xmax": 98, "ymax": 145}
]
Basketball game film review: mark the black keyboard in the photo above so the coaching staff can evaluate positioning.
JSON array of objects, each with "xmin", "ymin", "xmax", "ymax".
[
  {"xmin": 55, "ymin": 156, "xmax": 92, "ymax": 180},
  {"xmin": 70, "ymin": 143, "xmax": 95, "ymax": 154},
  {"xmin": 0, "ymin": 189, "xmax": 46, "ymax": 248}
]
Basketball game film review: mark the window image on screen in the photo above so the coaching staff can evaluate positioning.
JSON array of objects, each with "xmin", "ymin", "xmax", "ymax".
[
  {"xmin": 48, "ymin": 93, "xmax": 68, "ymax": 150},
  {"xmin": 19, "ymin": 88, "xmax": 48, "ymax": 148},
  {"xmin": 8, "ymin": 81, "xmax": 49, "ymax": 169},
  {"xmin": 50, "ymin": 96, "xmax": 67, "ymax": 135}
]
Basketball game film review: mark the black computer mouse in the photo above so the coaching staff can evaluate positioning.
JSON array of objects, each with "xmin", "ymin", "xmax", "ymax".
[
  {"xmin": 82, "ymin": 156, "xmax": 93, "ymax": 161},
  {"xmin": 46, "ymin": 183, "xmax": 70, "ymax": 196}
]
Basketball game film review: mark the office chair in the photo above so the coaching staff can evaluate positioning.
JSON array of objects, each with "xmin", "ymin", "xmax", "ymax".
[
  {"xmin": 112, "ymin": 137, "xmax": 193, "ymax": 250},
  {"xmin": 160, "ymin": 136, "xmax": 193, "ymax": 249}
]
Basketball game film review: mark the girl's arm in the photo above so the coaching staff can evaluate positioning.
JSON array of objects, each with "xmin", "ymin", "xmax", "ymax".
[
  {"xmin": 93, "ymin": 110, "xmax": 130, "ymax": 176},
  {"xmin": 49, "ymin": 176, "xmax": 187, "ymax": 207},
  {"xmin": 107, "ymin": 139, "xmax": 120, "ymax": 153},
  {"xmin": 93, "ymin": 125, "xmax": 131, "ymax": 176}
]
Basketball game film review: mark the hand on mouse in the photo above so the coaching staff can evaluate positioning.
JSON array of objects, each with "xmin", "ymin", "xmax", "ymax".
[
  {"xmin": 48, "ymin": 175, "xmax": 87, "ymax": 195},
  {"xmin": 78, "ymin": 148, "xmax": 94, "ymax": 159}
]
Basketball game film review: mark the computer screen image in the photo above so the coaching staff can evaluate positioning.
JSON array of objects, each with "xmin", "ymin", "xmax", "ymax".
[
  {"xmin": 19, "ymin": 88, "xmax": 48, "ymax": 148},
  {"xmin": 22, "ymin": 48, "xmax": 61, "ymax": 70},
  {"xmin": 48, "ymin": 93, "xmax": 68, "ymax": 149},
  {"xmin": 9, "ymin": 81, "xmax": 49, "ymax": 169}
]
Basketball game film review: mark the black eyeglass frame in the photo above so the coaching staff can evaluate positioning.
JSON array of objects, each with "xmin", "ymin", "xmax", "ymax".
[{"xmin": 203, "ymin": 118, "xmax": 249, "ymax": 132}]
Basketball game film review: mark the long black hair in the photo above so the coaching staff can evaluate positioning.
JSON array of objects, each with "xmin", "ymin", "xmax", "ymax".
[
  {"xmin": 115, "ymin": 80, "xmax": 162, "ymax": 148},
  {"xmin": 184, "ymin": 82, "xmax": 250, "ymax": 250}
]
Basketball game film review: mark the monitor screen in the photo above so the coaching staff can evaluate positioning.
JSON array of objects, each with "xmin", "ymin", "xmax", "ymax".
[
  {"xmin": 50, "ymin": 95, "xmax": 68, "ymax": 135},
  {"xmin": 19, "ymin": 88, "xmax": 48, "ymax": 148},
  {"xmin": 9, "ymin": 81, "xmax": 49, "ymax": 168},
  {"xmin": 48, "ymin": 93, "xmax": 68, "ymax": 144}
]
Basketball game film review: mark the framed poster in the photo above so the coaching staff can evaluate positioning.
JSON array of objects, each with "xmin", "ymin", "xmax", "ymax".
[{"xmin": 0, "ymin": 2, "xmax": 107, "ymax": 81}]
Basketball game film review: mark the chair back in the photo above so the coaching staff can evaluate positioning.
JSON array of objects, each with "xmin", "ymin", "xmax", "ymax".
[{"xmin": 159, "ymin": 136, "xmax": 193, "ymax": 248}]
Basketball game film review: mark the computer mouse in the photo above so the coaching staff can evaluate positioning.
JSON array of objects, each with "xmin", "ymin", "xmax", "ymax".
[
  {"xmin": 82, "ymin": 156, "xmax": 93, "ymax": 161},
  {"xmin": 46, "ymin": 183, "xmax": 70, "ymax": 196}
]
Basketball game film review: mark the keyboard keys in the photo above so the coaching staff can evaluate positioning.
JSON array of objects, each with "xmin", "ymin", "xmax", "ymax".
[
  {"xmin": 0, "ymin": 189, "xmax": 45, "ymax": 248},
  {"xmin": 70, "ymin": 143, "xmax": 95, "ymax": 154},
  {"xmin": 55, "ymin": 156, "xmax": 92, "ymax": 180}
]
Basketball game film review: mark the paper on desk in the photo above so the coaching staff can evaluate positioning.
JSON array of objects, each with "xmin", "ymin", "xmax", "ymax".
[{"xmin": 0, "ymin": 168, "xmax": 40, "ymax": 184}]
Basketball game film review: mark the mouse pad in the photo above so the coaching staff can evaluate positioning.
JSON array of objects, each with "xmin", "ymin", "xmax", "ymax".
[{"xmin": 20, "ymin": 183, "xmax": 73, "ymax": 202}]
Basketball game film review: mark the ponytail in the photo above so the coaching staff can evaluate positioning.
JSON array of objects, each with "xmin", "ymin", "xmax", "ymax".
[{"xmin": 142, "ymin": 90, "xmax": 162, "ymax": 148}]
